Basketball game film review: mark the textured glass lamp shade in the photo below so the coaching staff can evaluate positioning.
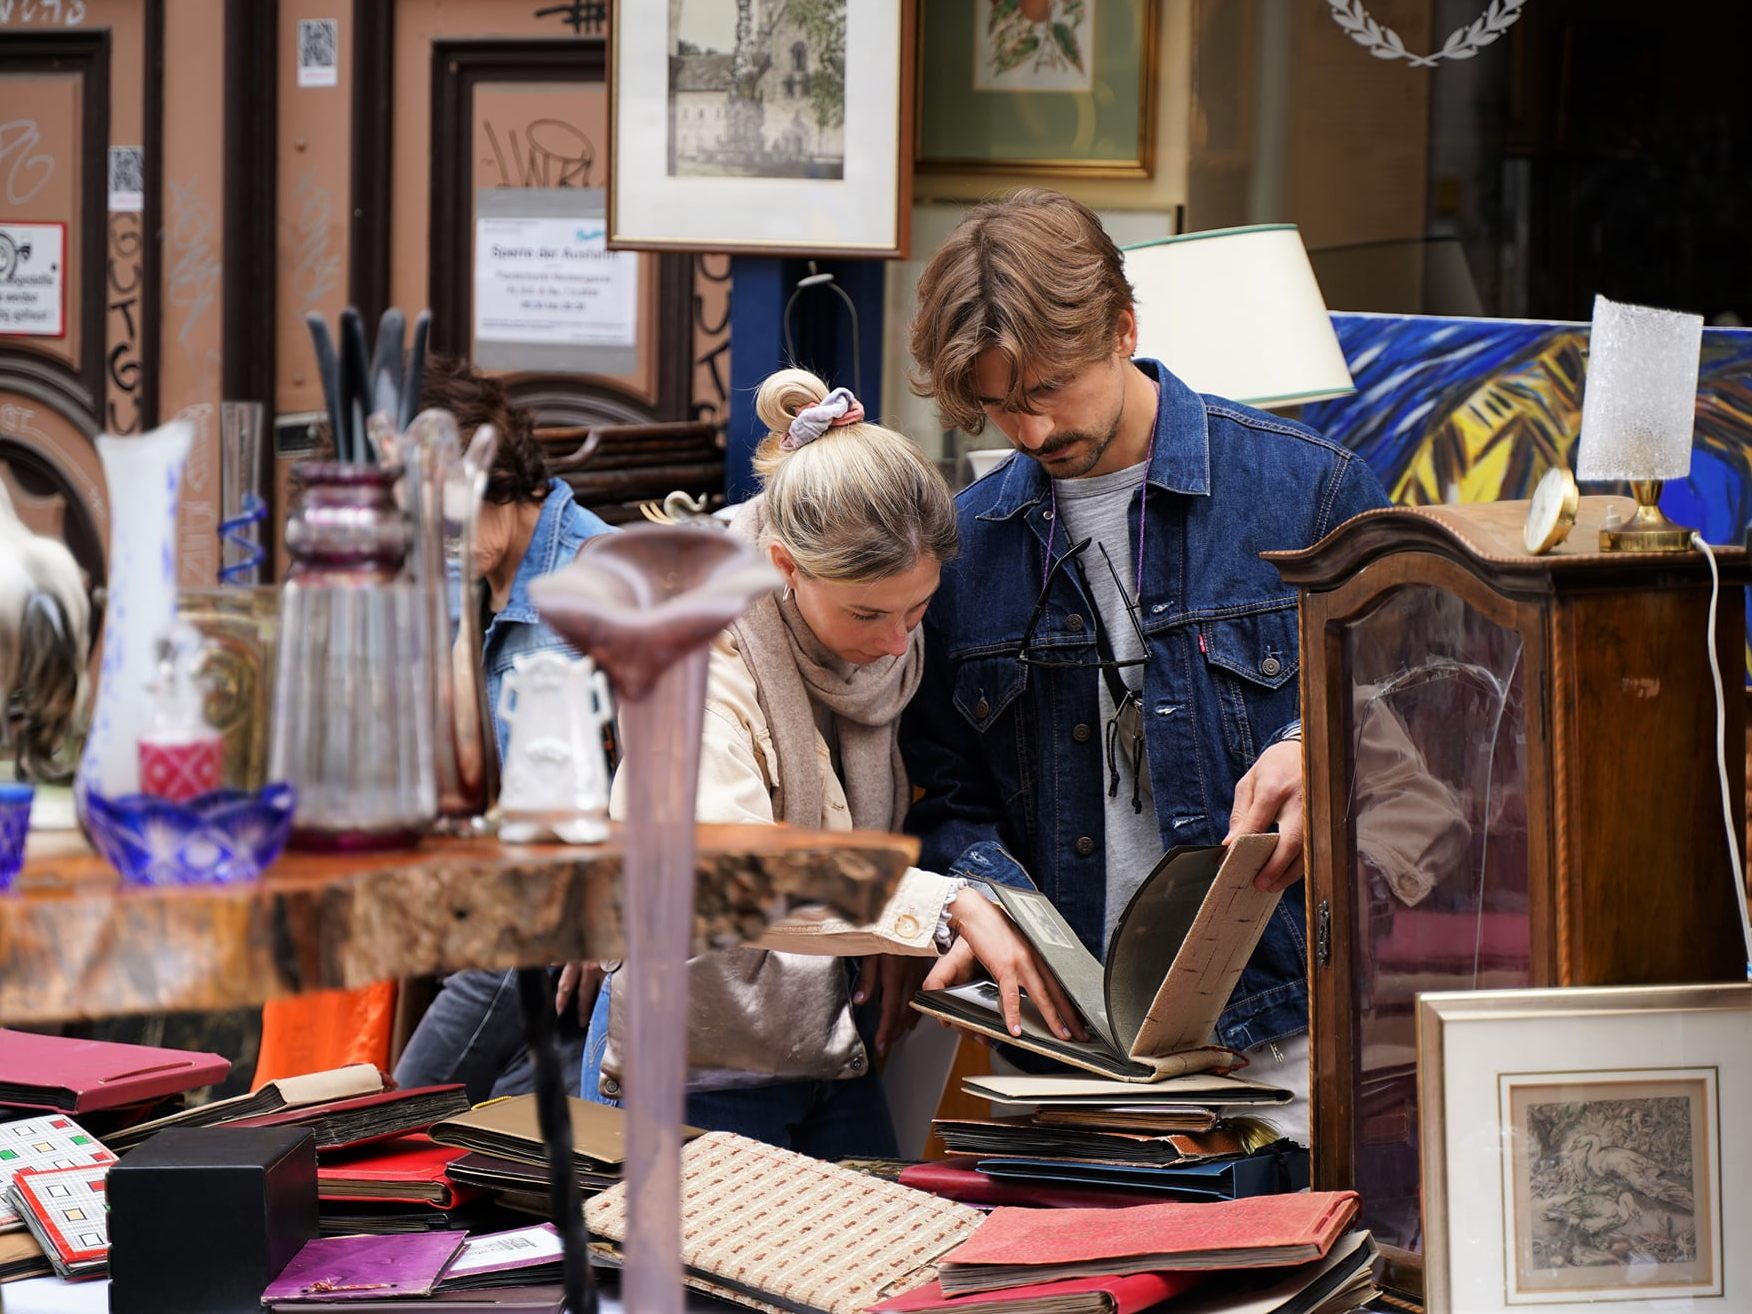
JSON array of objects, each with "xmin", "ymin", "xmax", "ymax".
[
  {"xmin": 1576, "ymin": 294, "xmax": 1703, "ymax": 482},
  {"xmin": 1123, "ymin": 225, "xmax": 1354, "ymax": 409}
]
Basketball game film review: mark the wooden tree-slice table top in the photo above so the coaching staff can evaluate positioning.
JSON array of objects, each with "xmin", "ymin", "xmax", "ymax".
[{"xmin": 0, "ymin": 825, "xmax": 917, "ymax": 1024}]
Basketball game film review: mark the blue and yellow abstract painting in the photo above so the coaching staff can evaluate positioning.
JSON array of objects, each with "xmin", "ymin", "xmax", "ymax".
[{"xmin": 1303, "ymin": 312, "xmax": 1752, "ymax": 675}]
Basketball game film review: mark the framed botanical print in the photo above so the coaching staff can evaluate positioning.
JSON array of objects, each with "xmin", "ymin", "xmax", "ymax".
[
  {"xmin": 610, "ymin": 0, "xmax": 913, "ymax": 257},
  {"xmin": 916, "ymin": 0, "xmax": 1158, "ymax": 178},
  {"xmin": 1418, "ymin": 983, "xmax": 1752, "ymax": 1314}
]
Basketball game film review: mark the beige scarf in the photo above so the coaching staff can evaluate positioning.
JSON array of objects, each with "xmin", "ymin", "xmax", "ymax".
[
  {"xmin": 599, "ymin": 497, "xmax": 926, "ymax": 1093},
  {"xmin": 726, "ymin": 497, "xmax": 921, "ymax": 831}
]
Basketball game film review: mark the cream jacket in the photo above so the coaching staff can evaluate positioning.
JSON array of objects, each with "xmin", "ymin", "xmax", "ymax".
[{"xmin": 600, "ymin": 630, "xmax": 955, "ymax": 1092}]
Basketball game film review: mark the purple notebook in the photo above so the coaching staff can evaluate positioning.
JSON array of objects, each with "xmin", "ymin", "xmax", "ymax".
[{"xmin": 261, "ymin": 1230, "xmax": 469, "ymax": 1303}]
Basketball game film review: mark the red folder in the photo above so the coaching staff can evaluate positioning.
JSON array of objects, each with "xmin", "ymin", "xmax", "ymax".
[
  {"xmin": 939, "ymin": 1192, "xmax": 1359, "ymax": 1294},
  {"xmin": 225, "ymin": 1084, "xmax": 470, "ymax": 1152},
  {"xmin": 316, "ymin": 1135, "xmax": 480, "ymax": 1208},
  {"xmin": 869, "ymin": 1273, "xmax": 1202, "ymax": 1314},
  {"xmin": 899, "ymin": 1159, "xmax": 1174, "ymax": 1211},
  {"xmin": 0, "ymin": 1030, "xmax": 229, "ymax": 1114}
]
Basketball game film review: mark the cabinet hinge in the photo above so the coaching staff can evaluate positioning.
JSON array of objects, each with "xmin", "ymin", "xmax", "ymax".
[{"xmin": 1316, "ymin": 899, "xmax": 1332, "ymax": 967}]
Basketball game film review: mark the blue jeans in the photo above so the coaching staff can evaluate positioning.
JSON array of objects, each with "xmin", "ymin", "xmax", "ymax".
[
  {"xmin": 580, "ymin": 976, "xmax": 898, "ymax": 1160},
  {"xmin": 395, "ymin": 968, "xmax": 585, "ymax": 1104}
]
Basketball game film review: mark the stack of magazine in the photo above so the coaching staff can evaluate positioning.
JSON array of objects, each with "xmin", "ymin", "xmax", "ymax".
[{"xmin": 910, "ymin": 838, "xmax": 1309, "ymax": 1205}]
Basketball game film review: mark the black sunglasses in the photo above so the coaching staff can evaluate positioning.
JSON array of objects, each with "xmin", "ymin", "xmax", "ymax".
[{"xmin": 1014, "ymin": 536, "xmax": 1149, "ymax": 670}]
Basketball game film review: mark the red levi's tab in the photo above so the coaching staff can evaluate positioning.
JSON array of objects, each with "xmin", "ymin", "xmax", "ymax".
[{"xmin": 936, "ymin": 1192, "xmax": 1359, "ymax": 1296}]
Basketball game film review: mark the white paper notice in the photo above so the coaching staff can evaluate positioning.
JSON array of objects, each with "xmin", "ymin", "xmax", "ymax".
[
  {"xmin": 0, "ymin": 223, "xmax": 65, "ymax": 338},
  {"xmin": 297, "ymin": 19, "xmax": 339, "ymax": 87},
  {"xmin": 474, "ymin": 215, "xmax": 638, "ymax": 350}
]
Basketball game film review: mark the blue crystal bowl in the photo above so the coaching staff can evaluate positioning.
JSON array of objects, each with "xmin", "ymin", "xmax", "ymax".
[{"xmin": 85, "ymin": 783, "xmax": 298, "ymax": 887}]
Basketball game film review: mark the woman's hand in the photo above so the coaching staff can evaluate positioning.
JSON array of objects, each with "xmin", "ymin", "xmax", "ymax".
[
  {"xmin": 854, "ymin": 955, "xmax": 933, "ymax": 1058},
  {"xmin": 922, "ymin": 889, "xmax": 1088, "ymax": 1043}
]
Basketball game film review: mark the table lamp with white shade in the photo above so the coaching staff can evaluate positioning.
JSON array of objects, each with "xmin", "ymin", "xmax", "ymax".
[
  {"xmin": 1575, "ymin": 293, "xmax": 1705, "ymax": 552},
  {"xmin": 1121, "ymin": 224, "xmax": 1355, "ymax": 409}
]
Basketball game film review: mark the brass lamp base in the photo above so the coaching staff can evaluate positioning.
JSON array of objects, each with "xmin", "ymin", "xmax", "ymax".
[{"xmin": 1598, "ymin": 480, "xmax": 1695, "ymax": 552}]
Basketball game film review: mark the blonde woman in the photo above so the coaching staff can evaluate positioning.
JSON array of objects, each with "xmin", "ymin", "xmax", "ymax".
[{"xmin": 582, "ymin": 368, "xmax": 1080, "ymax": 1157}]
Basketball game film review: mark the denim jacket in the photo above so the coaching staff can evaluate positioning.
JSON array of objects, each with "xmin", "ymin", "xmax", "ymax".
[
  {"xmin": 900, "ymin": 360, "xmax": 1390, "ymax": 1052},
  {"xmin": 482, "ymin": 478, "xmax": 614, "ymax": 756}
]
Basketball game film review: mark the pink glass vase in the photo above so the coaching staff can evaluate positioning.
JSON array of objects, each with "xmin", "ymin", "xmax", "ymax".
[{"xmin": 532, "ymin": 526, "xmax": 778, "ymax": 1314}]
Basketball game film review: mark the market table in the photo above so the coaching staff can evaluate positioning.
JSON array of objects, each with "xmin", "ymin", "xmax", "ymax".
[
  {"xmin": 0, "ymin": 823, "xmax": 915, "ymax": 1024},
  {"xmin": 2, "ymin": 823, "xmax": 917, "ymax": 1312}
]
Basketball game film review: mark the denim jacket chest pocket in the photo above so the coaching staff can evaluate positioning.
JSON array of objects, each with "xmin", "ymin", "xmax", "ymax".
[
  {"xmin": 1196, "ymin": 605, "xmax": 1300, "ymax": 766},
  {"xmin": 950, "ymin": 650, "xmax": 1035, "ymax": 809}
]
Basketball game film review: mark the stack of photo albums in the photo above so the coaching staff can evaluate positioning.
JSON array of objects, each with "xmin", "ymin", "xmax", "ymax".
[{"xmin": 586, "ymin": 1133, "xmax": 1378, "ymax": 1314}]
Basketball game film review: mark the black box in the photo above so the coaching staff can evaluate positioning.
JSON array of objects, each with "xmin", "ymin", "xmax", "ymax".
[{"xmin": 108, "ymin": 1126, "xmax": 318, "ymax": 1314}]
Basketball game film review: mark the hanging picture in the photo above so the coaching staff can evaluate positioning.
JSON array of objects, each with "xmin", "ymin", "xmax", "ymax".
[
  {"xmin": 610, "ymin": 0, "xmax": 913, "ymax": 257},
  {"xmin": 917, "ymin": 0, "xmax": 1156, "ymax": 178}
]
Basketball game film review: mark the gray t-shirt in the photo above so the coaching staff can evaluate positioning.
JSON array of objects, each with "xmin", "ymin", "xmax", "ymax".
[{"xmin": 1052, "ymin": 460, "xmax": 1165, "ymax": 945}]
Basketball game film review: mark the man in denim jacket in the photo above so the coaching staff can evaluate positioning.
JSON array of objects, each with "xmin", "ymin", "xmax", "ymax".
[{"xmin": 903, "ymin": 190, "xmax": 1388, "ymax": 1133}]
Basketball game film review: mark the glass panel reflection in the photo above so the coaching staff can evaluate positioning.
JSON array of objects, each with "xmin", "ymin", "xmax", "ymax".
[{"xmin": 1343, "ymin": 585, "xmax": 1533, "ymax": 1251}]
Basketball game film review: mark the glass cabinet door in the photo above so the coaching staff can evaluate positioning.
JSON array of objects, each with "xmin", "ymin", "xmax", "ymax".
[{"xmin": 1341, "ymin": 584, "xmax": 1534, "ymax": 1252}]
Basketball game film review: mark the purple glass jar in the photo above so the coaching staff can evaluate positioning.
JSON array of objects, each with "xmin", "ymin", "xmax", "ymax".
[{"xmin": 269, "ymin": 463, "xmax": 435, "ymax": 850}]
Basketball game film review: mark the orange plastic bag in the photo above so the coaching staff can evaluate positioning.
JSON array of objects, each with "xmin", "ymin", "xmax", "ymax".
[{"xmin": 252, "ymin": 981, "xmax": 396, "ymax": 1089}]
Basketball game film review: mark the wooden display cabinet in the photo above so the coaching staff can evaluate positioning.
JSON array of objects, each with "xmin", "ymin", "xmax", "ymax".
[{"xmin": 1267, "ymin": 497, "xmax": 1749, "ymax": 1308}]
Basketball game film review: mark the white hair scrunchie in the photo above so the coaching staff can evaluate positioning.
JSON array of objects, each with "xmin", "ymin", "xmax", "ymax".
[{"xmin": 779, "ymin": 387, "xmax": 866, "ymax": 451}]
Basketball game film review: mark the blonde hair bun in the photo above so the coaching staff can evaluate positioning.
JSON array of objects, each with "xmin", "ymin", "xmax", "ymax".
[
  {"xmin": 748, "ymin": 365, "xmax": 958, "ymax": 584},
  {"xmin": 754, "ymin": 367, "xmax": 831, "ymax": 441}
]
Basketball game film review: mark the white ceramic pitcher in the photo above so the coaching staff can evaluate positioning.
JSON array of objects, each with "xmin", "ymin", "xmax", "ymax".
[{"xmin": 496, "ymin": 649, "xmax": 614, "ymax": 843}]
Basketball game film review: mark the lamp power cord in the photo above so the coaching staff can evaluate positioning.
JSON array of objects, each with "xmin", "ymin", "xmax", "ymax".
[{"xmin": 1690, "ymin": 530, "xmax": 1752, "ymax": 980}]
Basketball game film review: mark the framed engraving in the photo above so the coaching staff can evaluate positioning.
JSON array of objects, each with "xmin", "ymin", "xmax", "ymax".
[{"xmin": 1419, "ymin": 984, "xmax": 1752, "ymax": 1314}]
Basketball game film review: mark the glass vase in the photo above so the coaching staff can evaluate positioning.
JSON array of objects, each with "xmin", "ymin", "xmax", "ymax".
[
  {"xmin": 269, "ymin": 462, "xmax": 434, "ymax": 849},
  {"xmin": 75, "ymin": 420, "xmax": 195, "ymax": 825},
  {"xmin": 531, "ymin": 526, "xmax": 779, "ymax": 1314}
]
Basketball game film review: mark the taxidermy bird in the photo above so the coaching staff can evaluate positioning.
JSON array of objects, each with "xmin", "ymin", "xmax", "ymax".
[
  {"xmin": 1564, "ymin": 1134, "xmax": 1695, "ymax": 1212},
  {"xmin": 0, "ymin": 482, "xmax": 91, "ymax": 779}
]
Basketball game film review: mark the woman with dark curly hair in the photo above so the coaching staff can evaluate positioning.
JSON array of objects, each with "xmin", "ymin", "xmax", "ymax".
[{"xmin": 393, "ymin": 356, "xmax": 613, "ymax": 1101}]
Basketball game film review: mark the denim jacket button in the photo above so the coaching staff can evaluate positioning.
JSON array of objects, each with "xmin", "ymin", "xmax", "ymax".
[
  {"xmin": 974, "ymin": 697, "xmax": 990, "ymax": 719},
  {"xmin": 1072, "ymin": 722, "xmax": 1091, "ymax": 742},
  {"xmin": 602, "ymin": 1077, "xmax": 621, "ymax": 1097},
  {"xmin": 1260, "ymin": 656, "xmax": 1282, "ymax": 677},
  {"xmin": 1075, "ymin": 835, "xmax": 1096, "ymax": 857},
  {"xmin": 1066, "ymin": 614, "xmax": 1084, "ymax": 632}
]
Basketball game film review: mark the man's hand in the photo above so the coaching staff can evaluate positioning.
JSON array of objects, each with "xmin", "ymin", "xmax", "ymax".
[
  {"xmin": 1225, "ymin": 738, "xmax": 1305, "ymax": 892},
  {"xmin": 854, "ymin": 955, "xmax": 932, "ymax": 1058},
  {"xmin": 554, "ymin": 961, "xmax": 605, "ymax": 1026},
  {"xmin": 921, "ymin": 890, "xmax": 1087, "ymax": 1043}
]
